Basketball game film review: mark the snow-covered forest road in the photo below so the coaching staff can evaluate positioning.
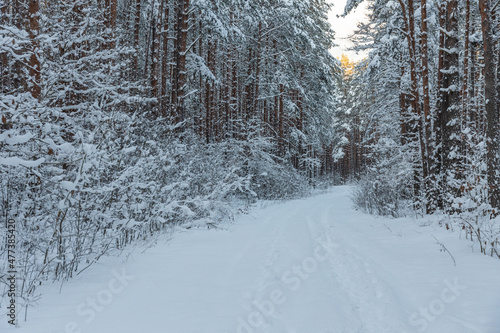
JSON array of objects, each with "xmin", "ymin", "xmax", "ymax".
[{"xmin": 3, "ymin": 187, "xmax": 500, "ymax": 333}]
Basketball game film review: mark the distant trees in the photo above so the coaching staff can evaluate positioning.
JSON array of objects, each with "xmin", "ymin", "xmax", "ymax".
[{"xmin": 335, "ymin": 54, "xmax": 367, "ymax": 181}]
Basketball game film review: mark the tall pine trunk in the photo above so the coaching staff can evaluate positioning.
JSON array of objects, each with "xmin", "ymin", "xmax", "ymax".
[
  {"xmin": 134, "ymin": 0, "xmax": 141, "ymax": 72},
  {"xmin": 0, "ymin": 0, "xmax": 8, "ymax": 92},
  {"xmin": 479, "ymin": 0, "xmax": 500, "ymax": 209},
  {"xmin": 420, "ymin": 0, "xmax": 433, "ymax": 210},
  {"xmin": 171, "ymin": 0, "xmax": 189, "ymax": 124},
  {"xmin": 28, "ymin": 0, "xmax": 41, "ymax": 99},
  {"xmin": 397, "ymin": 0, "xmax": 427, "ymax": 207},
  {"xmin": 161, "ymin": 1, "xmax": 170, "ymax": 116},
  {"xmin": 436, "ymin": 0, "xmax": 461, "ymax": 208},
  {"xmin": 462, "ymin": 0, "xmax": 471, "ymax": 117}
]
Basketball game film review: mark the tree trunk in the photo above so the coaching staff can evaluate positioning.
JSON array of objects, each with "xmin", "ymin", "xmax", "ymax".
[
  {"xmin": 172, "ymin": 0, "xmax": 189, "ymax": 124},
  {"xmin": 161, "ymin": 1, "xmax": 170, "ymax": 116},
  {"xmin": 420, "ymin": 0, "xmax": 433, "ymax": 209},
  {"xmin": 1, "ymin": 0, "xmax": 9, "ymax": 92},
  {"xmin": 104, "ymin": 0, "xmax": 117, "ymax": 49},
  {"xmin": 479, "ymin": 0, "xmax": 500, "ymax": 209},
  {"xmin": 134, "ymin": 0, "xmax": 141, "ymax": 71},
  {"xmin": 28, "ymin": 0, "xmax": 41, "ymax": 99},
  {"xmin": 432, "ymin": 0, "xmax": 447, "ymax": 208},
  {"xmin": 420, "ymin": 0, "xmax": 430, "ymax": 141},
  {"xmin": 462, "ymin": 0, "xmax": 471, "ymax": 118},
  {"xmin": 244, "ymin": 47, "xmax": 253, "ymax": 127},
  {"xmin": 151, "ymin": 3, "xmax": 159, "ymax": 100},
  {"xmin": 255, "ymin": 22, "xmax": 262, "ymax": 117},
  {"xmin": 397, "ymin": 0, "xmax": 427, "ymax": 206},
  {"xmin": 278, "ymin": 83, "xmax": 284, "ymax": 156},
  {"xmin": 469, "ymin": 42, "xmax": 477, "ymax": 130},
  {"xmin": 229, "ymin": 11, "xmax": 237, "ymax": 139},
  {"xmin": 440, "ymin": 0, "xmax": 461, "ymax": 205},
  {"xmin": 205, "ymin": 39, "xmax": 213, "ymax": 143},
  {"xmin": 408, "ymin": 0, "xmax": 428, "ymax": 187}
]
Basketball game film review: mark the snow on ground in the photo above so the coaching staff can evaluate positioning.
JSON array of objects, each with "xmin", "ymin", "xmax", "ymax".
[{"xmin": 1, "ymin": 186, "xmax": 500, "ymax": 333}]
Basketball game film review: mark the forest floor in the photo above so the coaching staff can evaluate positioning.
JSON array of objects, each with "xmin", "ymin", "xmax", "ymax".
[{"xmin": 2, "ymin": 186, "xmax": 500, "ymax": 333}]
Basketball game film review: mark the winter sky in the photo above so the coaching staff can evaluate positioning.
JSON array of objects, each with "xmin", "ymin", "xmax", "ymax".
[{"xmin": 328, "ymin": 0, "xmax": 370, "ymax": 61}]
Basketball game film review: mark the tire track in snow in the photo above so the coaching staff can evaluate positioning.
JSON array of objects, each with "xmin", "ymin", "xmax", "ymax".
[{"xmin": 317, "ymin": 195, "xmax": 410, "ymax": 333}]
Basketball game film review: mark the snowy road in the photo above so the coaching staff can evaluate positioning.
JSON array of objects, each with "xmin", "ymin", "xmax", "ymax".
[{"xmin": 2, "ymin": 187, "xmax": 500, "ymax": 333}]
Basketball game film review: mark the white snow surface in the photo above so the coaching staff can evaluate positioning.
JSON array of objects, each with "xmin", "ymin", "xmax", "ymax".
[{"xmin": 2, "ymin": 186, "xmax": 500, "ymax": 333}]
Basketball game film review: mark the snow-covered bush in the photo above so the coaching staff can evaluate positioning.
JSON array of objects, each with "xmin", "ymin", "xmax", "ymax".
[
  {"xmin": 352, "ymin": 170, "xmax": 412, "ymax": 218},
  {"xmin": 0, "ymin": 104, "xmax": 311, "ymax": 317},
  {"xmin": 352, "ymin": 136, "xmax": 414, "ymax": 218},
  {"xmin": 445, "ymin": 135, "xmax": 500, "ymax": 258}
]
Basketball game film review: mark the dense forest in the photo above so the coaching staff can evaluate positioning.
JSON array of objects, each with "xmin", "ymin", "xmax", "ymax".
[
  {"xmin": 1, "ymin": 0, "xmax": 500, "ymax": 319},
  {"xmin": 0, "ymin": 0, "xmax": 342, "ymax": 310},
  {"xmin": 339, "ymin": 0, "xmax": 500, "ymax": 257}
]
